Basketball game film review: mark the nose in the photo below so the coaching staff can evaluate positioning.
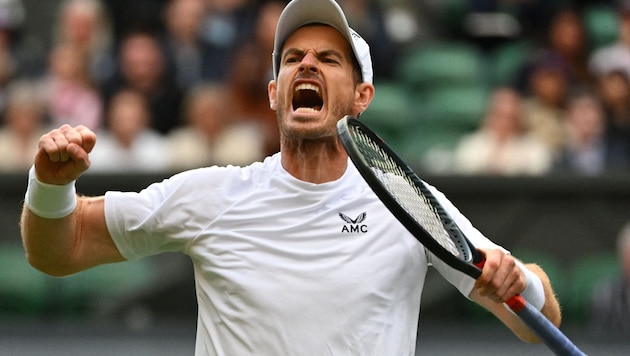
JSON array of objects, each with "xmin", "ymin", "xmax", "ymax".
[{"xmin": 299, "ymin": 52, "xmax": 318, "ymax": 75}]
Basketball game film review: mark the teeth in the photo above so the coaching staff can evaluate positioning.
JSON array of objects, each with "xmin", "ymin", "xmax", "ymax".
[
  {"xmin": 295, "ymin": 83, "xmax": 320, "ymax": 94},
  {"xmin": 295, "ymin": 107, "xmax": 319, "ymax": 113}
]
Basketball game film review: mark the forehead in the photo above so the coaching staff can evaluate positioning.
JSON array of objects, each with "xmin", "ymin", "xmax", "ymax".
[{"xmin": 282, "ymin": 24, "xmax": 352, "ymax": 56}]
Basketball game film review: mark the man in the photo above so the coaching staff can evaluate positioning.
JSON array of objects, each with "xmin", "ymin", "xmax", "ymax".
[
  {"xmin": 21, "ymin": 0, "xmax": 561, "ymax": 354},
  {"xmin": 589, "ymin": 222, "xmax": 630, "ymax": 335}
]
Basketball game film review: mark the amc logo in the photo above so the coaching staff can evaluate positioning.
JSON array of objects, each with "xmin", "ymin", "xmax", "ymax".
[{"xmin": 339, "ymin": 212, "xmax": 368, "ymax": 233}]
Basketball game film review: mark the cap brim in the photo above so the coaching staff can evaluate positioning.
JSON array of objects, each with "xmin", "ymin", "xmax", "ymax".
[{"xmin": 272, "ymin": 0, "xmax": 355, "ymax": 79}]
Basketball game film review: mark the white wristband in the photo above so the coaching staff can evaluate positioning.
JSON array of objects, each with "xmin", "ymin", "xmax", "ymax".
[
  {"xmin": 25, "ymin": 166, "xmax": 77, "ymax": 219},
  {"xmin": 516, "ymin": 260, "xmax": 545, "ymax": 311}
]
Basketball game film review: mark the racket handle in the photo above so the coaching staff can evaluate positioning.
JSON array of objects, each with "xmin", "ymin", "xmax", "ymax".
[
  {"xmin": 510, "ymin": 298, "xmax": 586, "ymax": 356},
  {"xmin": 475, "ymin": 258, "xmax": 586, "ymax": 355}
]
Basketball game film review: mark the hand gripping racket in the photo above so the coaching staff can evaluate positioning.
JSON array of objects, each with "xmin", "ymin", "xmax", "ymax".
[{"xmin": 337, "ymin": 116, "xmax": 585, "ymax": 356}]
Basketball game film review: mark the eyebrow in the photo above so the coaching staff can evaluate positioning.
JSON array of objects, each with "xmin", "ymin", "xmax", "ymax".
[{"xmin": 282, "ymin": 48, "xmax": 346, "ymax": 62}]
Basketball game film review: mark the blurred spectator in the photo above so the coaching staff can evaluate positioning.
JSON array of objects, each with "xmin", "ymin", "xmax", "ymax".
[
  {"xmin": 161, "ymin": 0, "xmax": 214, "ymax": 90},
  {"xmin": 463, "ymin": 0, "xmax": 557, "ymax": 43},
  {"xmin": 224, "ymin": 0, "xmax": 283, "ymax": 156},
  {"xmin": 552, "ymin": 90, "xmax": 609, "ymax": 175},
  {"xmin": 516, "ymin": 7, "xmax": 594, "ymax": 92},
  {"xmin": 380, "ymin": 0, "xmax": 423, "ymax": 47},
  {"xmin": 0, "ymin": 26, "xmax": 17, "ymax": 116},
  {"xmin": 0, "ymin": 80, "xmax": 47, "ymax": 172},
  {"xmin": 589, "ymin": 5, "xmax": 630, "ymax": 80},
  {"xmin": 52, "ymin": 0, "xmax": 116, "ymax": 86},
  {"xmin": 453, "ymin": 87, "xmax": 552, "ymax": 175},
  {"xmin": 339, "ymin": 0, "xmax": 399, "ymax": 80},
  {"xmin": 167, "ymin": 84, "xmax": 264, "ymax": 170},
  {"xmin": 0, "ymin": 0, "xmax": 21, "ymax": 76},
  {"xmin": 0, "ymin": 0, "xmax": 42, "ymax": 112},
  {"xmin": 462, "ymin": 0, "xmax": 523, "ymax": 53},
  {"xmin": 100, "ymin": 30, "xmax": 184, "ymax": 134},
  {"xmin": 589, "ymin": 222, "xmax": 630, "ymax": 335},
  {"xmin": 104, "ymin": 0, "xmax": 167, "ymax": 42},
  {"xmin": 0, "ymin": 0, "xmax": 46, "ymax": 79},
  {"xmin": 199, "ymin": 0, "xmax": 256, "ymax": 82},
  {"xmin": 598, "ymin": 69, "xmax": 630, "ymax": 128},
  {"xmin": 521, "ymin": 52, "xmax": 570, "ymax": 155},
  {"xmin": 512, "ymin": 1, "xmax": 559, "ymax": 41},
  {"xmin": 89, "ymin": 88, "xmax": 169, "ymax": 173},
  {"xmin": 545, "ymin": 7, "xmax": 594, "ymax": 88},
  {"xmin": 596, "ymin": 69, "xmax": 630, "ymax": 170},
  {"xmin": 40, "ymin": 41, "xmax": 104, "ymax": 130}
]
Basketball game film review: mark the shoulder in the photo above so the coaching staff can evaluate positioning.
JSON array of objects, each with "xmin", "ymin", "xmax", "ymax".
[{"xmin": 163, "ymin": 154, "xmax": 278, "ymax": 190}]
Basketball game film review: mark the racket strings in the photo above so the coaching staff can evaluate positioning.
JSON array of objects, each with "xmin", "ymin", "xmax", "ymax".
[{"xmin": 352, "ymin": 130, "xmax": 461, "ymax": 257}]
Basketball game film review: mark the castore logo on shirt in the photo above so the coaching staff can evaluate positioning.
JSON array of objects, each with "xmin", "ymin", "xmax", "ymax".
[{"xmin": 339, "ymin": 212, "xmax": 368, "ymax": 233}]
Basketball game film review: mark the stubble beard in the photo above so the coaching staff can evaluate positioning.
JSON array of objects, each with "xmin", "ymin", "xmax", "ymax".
[{"xmin": 277, "ymin": 100, "xmax": 351, "ymax": 142}]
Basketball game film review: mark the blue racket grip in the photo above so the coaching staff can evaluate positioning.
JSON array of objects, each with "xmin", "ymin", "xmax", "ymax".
[
  {"xmin": 508, "ymin": 296, "xmax": 586, "ymax": 356},
  {"xmin": 474, "ymin": 257, "xmax": 586, "ymax": 355}
]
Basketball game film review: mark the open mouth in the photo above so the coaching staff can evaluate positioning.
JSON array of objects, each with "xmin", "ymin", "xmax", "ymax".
[{"xmin": 292, "ymin": 83, "xmax": 323, "ymax": 113}]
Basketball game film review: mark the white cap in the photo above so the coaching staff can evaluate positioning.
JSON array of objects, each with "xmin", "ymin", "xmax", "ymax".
[{"xmin": 272, "ymin": 0, "xmax": 373, "ymax": 84}]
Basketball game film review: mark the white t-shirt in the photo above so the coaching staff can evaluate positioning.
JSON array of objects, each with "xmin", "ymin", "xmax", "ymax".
[{"xmin": 104, "ymin": 153, "xmax": 504, "ymax": 355}]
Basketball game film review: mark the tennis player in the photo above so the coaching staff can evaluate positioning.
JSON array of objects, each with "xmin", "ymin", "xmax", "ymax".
[{"xmin": 21, "ymin": 0, "xmax": 561, "ymax": 354}]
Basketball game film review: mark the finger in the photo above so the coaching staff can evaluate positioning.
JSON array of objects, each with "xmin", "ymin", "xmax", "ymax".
[
  {"xmin": 479, "ymin": 253, "xmax": 524, "ymax": 303},
  {"xmin": 74, "ymin": 125, "xmax": 97, "ymax": 153},
  {"xmin": 493, "ymin": 258, "xmax": 521, "ymax": 301},
  {"xmin": 53, "ymin": 134, "xmax": 71, "ymax": 162},
  {"xmin": 67, "ymin": 142, "xmax": 91, "ymax": 171},
  {"xmin": 497, "ymin": 261, "xmax": 528, "ymax": 303},
  {"xmin": 37, "ymin": 136, "xmax": 60, "ymax": 163},
  {"xmin": 38, "ymin": 128, "xmax": 70, "ymax": 163},
  {"xmin": 474, "ymin": 249, "xmax": 500, "ymax": 288},
  {"xmin": 475, "ymin": 249, "xmax": 509, "ymax": 299},
  {"xmin": 65, "ymin": 126, "xmax": 84, "ymax": 147},
  {"xmin": 36, "ymin": 125, "xmax": 93, "ymax": 167}
]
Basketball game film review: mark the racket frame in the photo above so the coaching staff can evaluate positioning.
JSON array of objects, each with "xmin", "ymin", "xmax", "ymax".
[
  {"xmin": 337, "ymin": 115, "xmax": 586, "ymax": 356},
  {"xmin": 337, "ymin": 116, "xmax": 482, "ymax": 278}
]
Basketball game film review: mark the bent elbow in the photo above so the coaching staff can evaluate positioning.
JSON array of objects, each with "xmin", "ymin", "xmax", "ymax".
[{"xmin": 25, "ymin": 250, "xmax": 77, "ymax": 277}]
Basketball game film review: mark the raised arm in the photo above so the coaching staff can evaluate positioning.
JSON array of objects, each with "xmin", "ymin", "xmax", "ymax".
[
  {"xmin": 469, "ymin": 248, "xmax": 562, "ymax": 343},
  {"xmin": 20, "ymin": 125, "xmax": 124, "ymax": 276}
]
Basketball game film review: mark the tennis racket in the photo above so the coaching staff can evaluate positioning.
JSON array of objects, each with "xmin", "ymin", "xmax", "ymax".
[{"xmin": 337, "ymin": 116, "xmax": 585, "ymax": 356}]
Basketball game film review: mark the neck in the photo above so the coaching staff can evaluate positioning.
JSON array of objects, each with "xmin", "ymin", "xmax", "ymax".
[{"xmin": 280, "ymin": 137, "xmax": 348, "ymax": 184}]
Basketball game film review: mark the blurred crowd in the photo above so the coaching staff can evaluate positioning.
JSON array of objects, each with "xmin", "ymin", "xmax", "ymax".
[
  {"xmin": 0, "ymin": 0, "xmax": 629, "ymax": 176},
  {"xmin": 448, "ymin": 0, "xmax": 630, "ymax": 176}
]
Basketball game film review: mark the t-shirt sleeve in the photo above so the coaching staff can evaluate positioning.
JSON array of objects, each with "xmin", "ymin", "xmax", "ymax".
[{"xmin": 104, "ymin": 168, "xmax": 230, "ymax": 260}]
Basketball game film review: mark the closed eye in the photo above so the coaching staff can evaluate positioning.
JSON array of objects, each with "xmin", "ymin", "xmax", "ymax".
[
  {"xmin": 281, "ymin": 49, "xmax": 344, "ymax": 67},
  {"xmin": 321, "ymin": 57, "xmax": 340, "ymax": 65},
  {"xmin": 319, "ymin": 51, "xmax": 343, "ymax": 65},
  {"xmin": 285, "ymin": 55, "xmax": 301, "ymax": 64},
  {"xmin": 282, "ymin": 49, "xmax": 305, "ymax": 65}
]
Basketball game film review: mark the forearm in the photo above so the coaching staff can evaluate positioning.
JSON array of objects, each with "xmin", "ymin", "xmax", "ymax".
[
  {"xmin": 21, "ymin": 196, "xmax": 124, "ymax": 276},
  {"xmin": 526, "ymin": 263, "xmax": 562, "ymax": 328},
  {"xmin": 470, "ymin": 262, "xmax": 562, "ymax": 343},
  {"xmin": 21, "ymin": 125, "xmax": 123, "ymax": 275},
  {"xmin": 508, "ymin": 263, "xmax": 562, "ymax": 343},
  {"xmin": 21, "ymin": 166, "xmax": 82, "ymax": 275},
  {"xmin": 20, "ymin": 202, "xmax": 82, "ymax": 276}
]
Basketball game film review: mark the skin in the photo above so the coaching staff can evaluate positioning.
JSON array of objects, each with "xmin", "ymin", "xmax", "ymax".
[
  {"xmin": 21, "ymin": 24, "xmax": 561, "ymax": 344},
  {"xmin": 268, "ymin": 25, "xmax": 372, "ymax": 183}
]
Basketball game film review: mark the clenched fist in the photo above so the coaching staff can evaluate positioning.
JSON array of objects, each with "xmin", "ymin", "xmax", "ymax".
[{"xmin": 34, "ymin": 124, "xmax": 97, "ymax": 185}]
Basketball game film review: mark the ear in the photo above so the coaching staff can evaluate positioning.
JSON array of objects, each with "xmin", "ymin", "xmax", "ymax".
[
  {"xmin": 353, "ymin": 82, "xmax": 375, "ymax": 115},
  {"xmin": 268, "ymin": 80, "xmax": 277, "ymax": 110}
]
